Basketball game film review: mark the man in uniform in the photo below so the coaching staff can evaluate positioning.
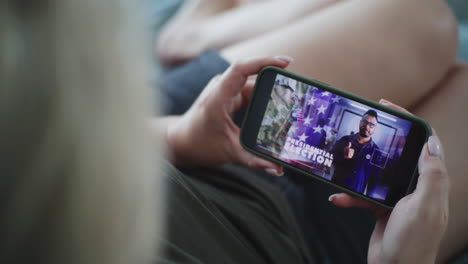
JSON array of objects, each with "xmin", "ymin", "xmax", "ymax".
[{"xmin": 257, "ymin": 81, "xmax": 302, "ymax": 154}]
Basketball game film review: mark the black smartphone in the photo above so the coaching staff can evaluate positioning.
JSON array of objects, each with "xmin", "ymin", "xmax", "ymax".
[{"xmin": 240, "ymin": 66, "xmax": 431, "ymax": 208}]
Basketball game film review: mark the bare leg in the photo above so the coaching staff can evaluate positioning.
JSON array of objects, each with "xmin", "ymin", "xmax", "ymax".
[
  {"xmin": 222, "ymin": 0, "xmax": 458, "ymax": 108},
  {"xmin": 411, "ymin": 64, "xmax": 468, "ymax": 263},
  {"xmin": 157, "ymin": 0, "xmax": 339, "ymax": 65}
]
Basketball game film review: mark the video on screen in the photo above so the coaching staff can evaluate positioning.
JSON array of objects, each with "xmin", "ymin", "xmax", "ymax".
[{"xmin": 255, "ymin": 74, "xmax": 413, "ymax": 201}]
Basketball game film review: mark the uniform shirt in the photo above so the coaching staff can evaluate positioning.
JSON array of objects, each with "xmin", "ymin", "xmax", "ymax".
[{"xmin": 257, "ymin": 84, "xmax": 298, "ymax": 154}]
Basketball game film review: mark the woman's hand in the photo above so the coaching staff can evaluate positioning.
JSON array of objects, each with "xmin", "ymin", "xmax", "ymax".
[
  {"xmin": 329, "ymin": 99, "xmax": 449, "ymax": 264},
  {"xmin": 165, "ymin": 56, "xmax": 293, "ymax": 175}
]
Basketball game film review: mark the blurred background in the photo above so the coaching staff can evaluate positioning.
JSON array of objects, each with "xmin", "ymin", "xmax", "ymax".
[{"xmin": 447, "ymin": 0, "xmax": 468, "ymax": 61}]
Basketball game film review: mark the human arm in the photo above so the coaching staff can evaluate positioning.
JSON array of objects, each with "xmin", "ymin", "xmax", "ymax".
[
  {"xmin": 331, "ymin": 136, "xmax": 349, "ymax": 163},
  {"xmin": 154, "ymin": 56, "xmax": 294, "ymax": 175}
]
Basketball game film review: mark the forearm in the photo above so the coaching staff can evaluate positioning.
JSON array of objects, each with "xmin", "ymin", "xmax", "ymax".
[
  {"xmin": 151, "ymin": 115, "xmax": 201, "ymax": 167},
  {"xmin": 150, "ymin": 116, "xmax": 182, "ymax": 165}
]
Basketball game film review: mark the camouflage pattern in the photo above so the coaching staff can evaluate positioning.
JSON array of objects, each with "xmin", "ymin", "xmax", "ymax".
[{"xmin": 256, "ymin": 80, "xmax": 309, "ymax": 154}]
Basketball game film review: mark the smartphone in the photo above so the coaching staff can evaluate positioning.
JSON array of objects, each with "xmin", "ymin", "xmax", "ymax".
[{"xmin": 240, "ymin": 66, "xmax": 431, "ymax": 208}]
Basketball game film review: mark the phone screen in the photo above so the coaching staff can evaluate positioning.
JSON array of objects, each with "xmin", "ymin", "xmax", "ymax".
[{"xmin": 254, "ymin": 73, "xmax": 415, "ymax": 203}]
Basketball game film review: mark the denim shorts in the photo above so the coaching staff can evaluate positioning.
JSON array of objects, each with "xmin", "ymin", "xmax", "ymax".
[{"xmin": 158, "ymin": 50, "xmax": 230, "ymax": 115}]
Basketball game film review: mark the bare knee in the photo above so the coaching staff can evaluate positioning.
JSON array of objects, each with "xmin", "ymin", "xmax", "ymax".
[
  {"xmin": 372, "ymin": 0, "xmax": 459, "ymax": 106},
  {"xmin": 156, "ymin": 23, "xmax": 205, "ymax": 66},
  {"xmin": 405, "ymin": 0, "xmax": 458, "ymax": 84}
]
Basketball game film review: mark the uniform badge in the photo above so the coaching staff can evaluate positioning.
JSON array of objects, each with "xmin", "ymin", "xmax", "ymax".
[{"xmin": 291, "ymin": 109, "xmax": 304, "ymax": 122}]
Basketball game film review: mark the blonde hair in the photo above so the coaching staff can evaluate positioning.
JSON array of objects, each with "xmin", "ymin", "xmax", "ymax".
[{"xmin": 0, "ymin": 1, "xmax": 160, "ymax": 263}]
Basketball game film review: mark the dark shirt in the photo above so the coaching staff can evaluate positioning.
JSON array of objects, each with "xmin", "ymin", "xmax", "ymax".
[
  {"xmin": 156, "ymin": 163, "xmax": 312, "ymax": 264},
  {"xmin": 331, "ymin": 134, "xmax": 380, "ymax": 193}
]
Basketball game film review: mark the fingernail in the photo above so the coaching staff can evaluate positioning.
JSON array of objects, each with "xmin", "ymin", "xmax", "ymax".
[
  {"xmin": 379, "ymin": 98, "xmax": 390, "ymax": 104},
  {"xmin": 265, "ymin": 168, "xmax": 284, "ymax": 176},
  {"xmin": 428, "ymin": 135, "xmax": 443, "ymax": 159},
  {"xmin": 274, "ymin": 55, "xmax": 294, "ymax": 63},
  {"xmin": 328, "ymin": 194, "xmax": 337, "ymax": 202}
]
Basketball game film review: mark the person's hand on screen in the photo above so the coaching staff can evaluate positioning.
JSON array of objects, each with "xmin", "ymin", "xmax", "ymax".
[
  {"xmin": 344, "ymin": 142, "xmax": 354, "ymax": 159},
  {"xmin": 166, "ymin": 56, "xmax": 293, "ymax": 176},
  {"xmin": 329, "ymin": 99, "xmax": 449, "ymax": 264}
]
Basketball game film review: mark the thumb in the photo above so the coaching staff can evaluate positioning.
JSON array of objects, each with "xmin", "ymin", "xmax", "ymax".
[
  {"xmin": 231, "ymin": 80, "xmax": 256, "ymax": 112},
  {"xmin": 232, "ymin": 136, "xmax": 284, "ymax": 176},
  {"xmin": 240, "ymin": 150, "xmax": 284, "ymax": 176},
  {"xmin": 329, "ymin": 193, "xmax": 389, "ymax": 218},
  {"xmin": 416, "ymin": 134, "xmax": 449, "ymax": 202}
]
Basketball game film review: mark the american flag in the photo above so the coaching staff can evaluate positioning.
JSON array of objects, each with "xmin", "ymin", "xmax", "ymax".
[{"xmin": 292, "ymin": 109, "xmax": 304, "ymax": 122}]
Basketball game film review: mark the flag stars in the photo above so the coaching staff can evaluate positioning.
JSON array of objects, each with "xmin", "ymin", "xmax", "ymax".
[
  {"xmin": 313, "ymin": 126, "xmax": 323, "ymax": 134},
  {"xmin": 306, "ymin": 97, "xmax": 317, "ymax": 105},
  {"xmin": 298, "ymin": 133, "xmax": 308, "ymax": 142},
  {"xmin": 331, "ymin": 96, "xmax": 341, "ymax": 103},
  {"xmin": 317, "ymin": 104, "xmax": 327, "ymax": 114}
]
